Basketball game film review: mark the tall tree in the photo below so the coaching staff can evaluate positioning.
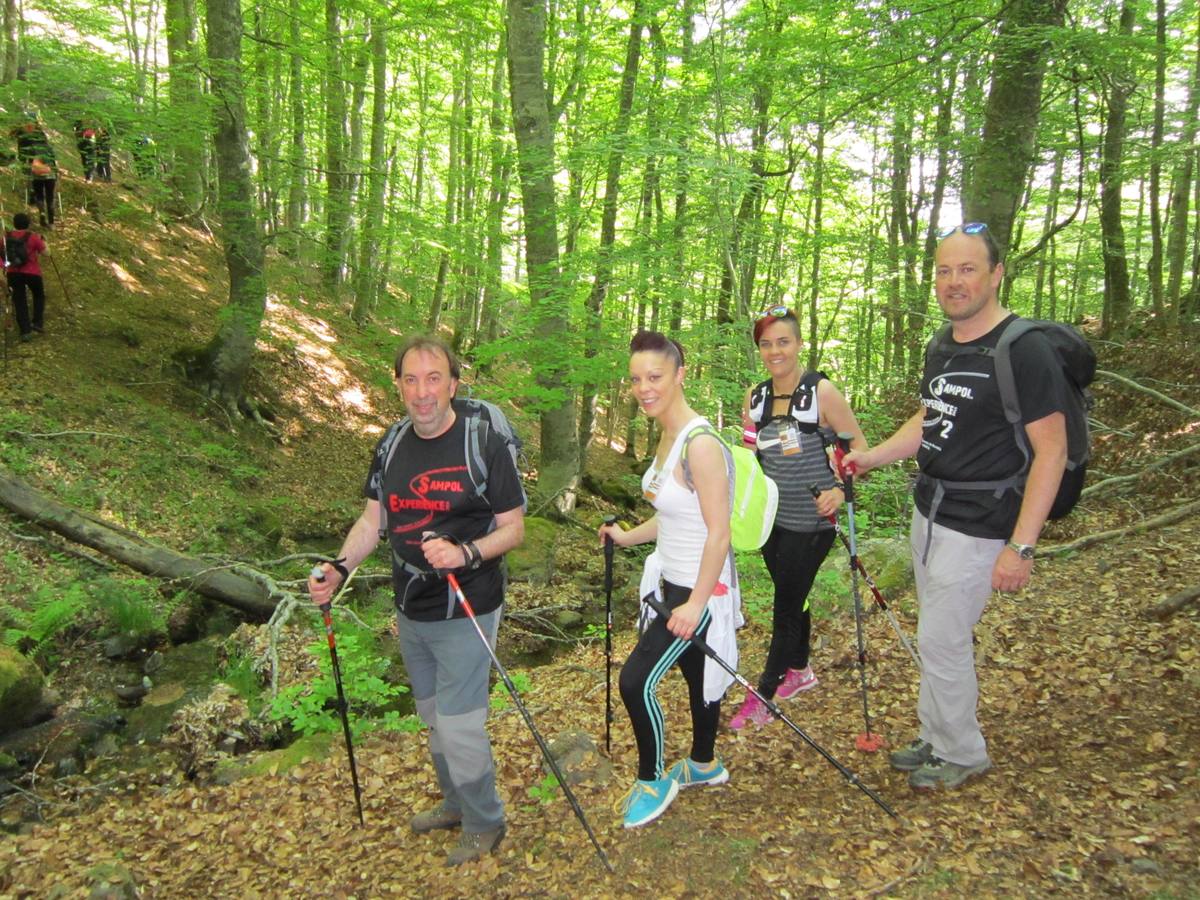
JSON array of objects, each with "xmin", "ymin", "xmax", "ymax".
[
  {"xmin": 163, "ymin": 0, "xmax": 205, "ymax": 211},
  {"xmin": 199, "ymin": 0, "xmax": 268, "ymax": 412},
  {"xmin": 2, "ymin": 0, "xmax": 18, "ymax": 84},
  {"xmin": 323, "ymin": 0, "xmax": 351, "ymax": 288},
  {"xmin": 964, "ymin": 0, "xmax": 1068, "ymax": 256},
  {"xmin": 1165, "ymin": 1, "xmax": 1200, "ymax": 323},
  {"xmin": 352, "ymin": 18, "xmax": 389, "ymax": 324},
  {"xmin": 1099, "ymin": 0, "xmax": 1137, "ymax": 338},
  {"xmin": 508, "ymin": 0, "xmax": 580, "ymax": 514},
  {"xmin": 577, "ymin": 0, "xmax": 644, "ymax": 464}
]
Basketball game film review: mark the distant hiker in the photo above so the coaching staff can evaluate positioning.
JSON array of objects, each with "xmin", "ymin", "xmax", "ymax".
[
  {"xmin": 843, "ymin": 224, "xmax": 1070, "ymax": 791},
  {"xmin": 74, "ymin": 120, "xmax": 98, "ymax": 182},
  {"xmin": 308, "ymin": 334, "xmax": 524, "ymax": 866},
  {"xmin": 95, "ymin": 126, "xmax": 112, "ymax": 182},
  {"xmin": 599, "ymin": 330, "xmax": 741, "ymax": 829},
  {"xmin": 4, "ymin": 212, "xmax": 49, "ymax": 343},
  {"xmin": 131, "ymin": 135, "xmax": 157, "ymax": 179},
  {"xmin": 729, "ymin": 306, "xmax": 866, "ymax": 729},
  {"xmin": 13, "ymin": 121, "xmax": 57, "ymax": 228}
]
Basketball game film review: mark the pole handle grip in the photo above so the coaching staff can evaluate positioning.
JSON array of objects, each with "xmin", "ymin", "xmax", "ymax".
[
  {"xmin": 602, "ymin": 515, "xmax": 616, "ymax": 561},
  {"xmin": 833, "ymin": 432, "xmax": 856, "ymax": 503},
  {"xmin": 809, "ymin": 483, "xmax": 839, "ymax": 526}
]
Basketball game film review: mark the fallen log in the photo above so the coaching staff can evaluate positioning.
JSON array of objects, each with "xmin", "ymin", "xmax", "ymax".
[
  {"xmin": 1040, "ymin": 498, "xmax": 1200, "ymax": 558},
  {"xmin": 1149, "ymin": 585, "xmax": 1200, "ymax": 621},
  {"xmin": 0, "ymin": 470, "xmax": 277, "ymax": 619}
]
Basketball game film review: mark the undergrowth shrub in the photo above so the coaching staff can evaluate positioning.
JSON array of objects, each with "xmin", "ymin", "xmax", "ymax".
[
  {"xmin": 269, "ymin": 628, "xmax": 414, "ymax": 738},
  {"xmin": 2, "ymin": 582, "xmax": 90, "ymax": 660}
]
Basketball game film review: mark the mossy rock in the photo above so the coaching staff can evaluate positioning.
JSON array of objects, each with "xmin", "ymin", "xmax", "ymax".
[
  {"xmin": 212, "ymin": 732, "xmax": 335, "ymax": 785},
  {"xmin": 0, "ymin": 646, "xmax": 45, "ymax": 736},
  {"xmin": 506, "ymin": 516, "xmax": 557, "ymax": 585},
  {"xmin": 123, "ymin": 639, "xmax": 223, "ymax": 743}
]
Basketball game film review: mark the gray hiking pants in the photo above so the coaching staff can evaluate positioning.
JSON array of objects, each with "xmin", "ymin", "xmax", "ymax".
[
  {"xmin": 910, "ymin": 510, "xmax": 1001, "ymax": 769},
  {"xmin": 396, "ymin": 607, "xmax": 504, "ymax": 833}
]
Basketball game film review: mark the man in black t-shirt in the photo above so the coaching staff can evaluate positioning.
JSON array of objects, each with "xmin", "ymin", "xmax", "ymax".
[
  {"xmin": 309, "ymin": 335, "xmax": 525, "ymax": 865},
  {"xmin": 845, "ymin": 225, "xmax": 1068, "ymax": 791}
]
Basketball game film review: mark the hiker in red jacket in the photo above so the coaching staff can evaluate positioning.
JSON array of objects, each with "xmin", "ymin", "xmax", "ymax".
[{"xmin": 5, "ymin": 212, "xmax": 49, "ymax": 342}]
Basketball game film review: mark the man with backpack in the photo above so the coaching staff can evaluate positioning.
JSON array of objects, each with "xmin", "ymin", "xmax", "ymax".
[
  {"xmin": 74, "ymin": 120, "xmax": 98, "ymax": 182},
  {"xmin": 308, "ymin": 334, "xmax": 525, "ymax": 865},
  {"xmin": 5, "ymin": 212, "xmax": 50, "ymax": 342},
  {"xmin": 13, "ymin": 120, "xmax": 58, "ymax": 228},
  {"xmin": 844, "ymin": 223, "xmax": 1073, "ymax": 791}
]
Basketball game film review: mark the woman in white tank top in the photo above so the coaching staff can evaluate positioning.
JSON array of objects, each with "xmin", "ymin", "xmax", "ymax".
[{"xmin": 599, "ymin": 330, "xmax": 739, "ymax": 829}]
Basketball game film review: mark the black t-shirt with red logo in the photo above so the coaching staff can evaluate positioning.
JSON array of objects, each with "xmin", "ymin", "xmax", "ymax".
[
  {"xmin": 362, "ymin": 413, "xmax": 524, "ymax": 620},
  {"xmin": 914, "ymin": 314, "xmax": 1068, "ymax": 539}
]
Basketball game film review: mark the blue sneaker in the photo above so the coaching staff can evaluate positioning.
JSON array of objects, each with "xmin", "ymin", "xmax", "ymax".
[
  {"xmin": 666, "ymin": 757, "xmax": 730, "ymax": 789},
  {"xmin": 617, "ymin": 777, "xmax": 679, "ymax": 828}
]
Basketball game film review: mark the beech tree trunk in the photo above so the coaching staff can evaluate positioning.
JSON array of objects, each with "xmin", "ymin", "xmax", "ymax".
[
  {"xmin": 199, "ymin": 0, "xmax": 268, "ymax": 410},
  {"xmin": 964, "ymin": 0, "xmax": 1068, "ymax": 256},
  {"xmin": 1099, "ymin": 0, "xmax": 1136, "ymax": 338},
  {"xmin": 508, "ymin": 0, "xmax": 579, "ymax": 514},
  {"xmin": 164, "ymin": 0, "xmax": 205, "ymax": 211}
]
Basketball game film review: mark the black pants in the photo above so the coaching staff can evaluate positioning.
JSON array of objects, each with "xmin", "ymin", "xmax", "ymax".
[
  {"xmin": 79, "ymin": 142, "xmax": 97, "ymax": 181},
  {"xmin": 7, "ymin": 273, "xmax": 46, "ymax": 336},
  {"xmin": 619, "ymin": 581, "xmax": 720, "ymax": 782},
  {"xmin": 28, "ymin": 178, "xmax": 56, "ymax": 226},
  {"xmin": 757, "ymin": 527, "xmax": 836, "ymax": 698}
]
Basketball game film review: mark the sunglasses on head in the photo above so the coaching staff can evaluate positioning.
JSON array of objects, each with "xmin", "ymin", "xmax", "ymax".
[
  {"xmin": 938, "ymin": 222, "xmax": 989, "ymax": 239},
  {"xmin": 754, "ymin": 305, "xmax": 795, "ymax": 320}
]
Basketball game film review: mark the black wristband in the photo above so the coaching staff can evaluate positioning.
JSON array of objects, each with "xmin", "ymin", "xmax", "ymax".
[
  {"xmin": 464, "ymin": 541, "xmax": 483, "ymax": 570},
  {"xmin": 330, "ymin": 558, "xmax": 351, "ymax": 583}
]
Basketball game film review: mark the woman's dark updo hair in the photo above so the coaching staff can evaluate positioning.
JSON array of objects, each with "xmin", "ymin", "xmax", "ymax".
[{"xmin": 629, "ymin": 329, "xmax": 685, "ymax": 370}]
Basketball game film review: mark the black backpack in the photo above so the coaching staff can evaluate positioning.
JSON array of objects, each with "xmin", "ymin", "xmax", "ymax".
[
  {"xmin": 5, "ymin": 232, "xmax": 29, "ymax": 267},
  {"xmin": 924, "ymin": 317, "xmax": 1095, "ymax": 519}
]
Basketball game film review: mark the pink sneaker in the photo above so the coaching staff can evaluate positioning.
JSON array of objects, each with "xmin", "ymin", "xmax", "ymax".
[
  {"xmin": 776, "ymin": 665, "xmax": 818, "ymax": 699},
  {"xmin": 728, "ymin": 691, "xmax": 772, "ymax": 730}
]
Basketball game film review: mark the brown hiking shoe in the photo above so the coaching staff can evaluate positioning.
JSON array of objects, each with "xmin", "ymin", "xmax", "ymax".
[
  {"xmin": 410, "ymin": 804, "xmax": 462, "ymax": 834},
  {"xmin": 445, "ymin": 825, "xmax": 506, "ymax": 866}
]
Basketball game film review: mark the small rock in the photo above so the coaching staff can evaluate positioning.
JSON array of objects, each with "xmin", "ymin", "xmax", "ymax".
[
  {"xmin": 90, "ymin": 733, "xmax": 121, "ymax": 759},
  {"xmin": 86, "ymin": 862, "xmax": 140, "ymax": 899},
  {"xmin": 543, "ymin": 730, "xmax": 614, "ymax": 786},
  {"xmin": 1131, "ymin": 858, "xmax": 1162, "ymax": 875},
  {"xmin": 143, "ymin": 651, "xmax": 165, "ymax": 675},
  {"xmin": 554, "ymin": 610, "xmax": 583, "ymax": 629},
  {"xmin": 55, "ymin": 756, "xmax": 81, "ymax": 777},
  {"xmin": 102, "ymin": 634, "xmax": 141, "ymax": 661}
]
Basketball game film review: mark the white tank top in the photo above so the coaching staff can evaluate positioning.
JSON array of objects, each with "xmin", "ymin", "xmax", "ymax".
[{"xmin": 641, "ymin": 416, "xmax": 714, "ymax": 588}]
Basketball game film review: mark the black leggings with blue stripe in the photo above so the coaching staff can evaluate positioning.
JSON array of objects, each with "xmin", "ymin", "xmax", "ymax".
[{"xmin": 619, "ymin": 581, "xmax": 721, "ymax": 781}]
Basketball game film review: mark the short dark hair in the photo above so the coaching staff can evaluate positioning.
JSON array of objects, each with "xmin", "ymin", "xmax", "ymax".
[
  {"xmin": 13, "ymin": 212, "xmax": 30, "ymax": 230},
  {"xmin": 394, "ymin": 334, "xmax": 461, "ymax": 381},
  {"xmin": 629, "ymin": 329, "xmax": 685, "ymax": 370},
  {"xmin": 976, "ymin": 229, "xmax": 1002, "ymax": 269}
]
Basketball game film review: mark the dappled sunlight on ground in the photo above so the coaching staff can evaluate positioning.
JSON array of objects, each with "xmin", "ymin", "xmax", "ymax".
[
  {"xmin": 103, "ymin": 259, "xmax": 147, "ymax": 294},
  {"xmin": 260, "ymin": 297, "xmax": 378, "ymax": 418}
]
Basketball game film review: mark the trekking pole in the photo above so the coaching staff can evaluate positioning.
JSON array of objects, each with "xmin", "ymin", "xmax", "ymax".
[
  {"xmin": 47, "ymin": 254, "xmax": 76, "ymax": 308},
  {"xmin": 832, "ymin": 435, "xmax": 885, "ymax": 753},
  {"xmin": 602, "ymin": 515, "xmax": 616, "ymax": 756},
  {"xmin": 809, "ymin": 484, "xmax": 921, "ymax": 672},
  {"xmin": 309, "ymin": 564, "xmax": 366, "ymax": 826},
  {"xmin": 444, "ymin": 571, "xmax": 615, "ymax": 872},
  {"xmin": 640, "ymin": 594, "xmax": 896, "ymax": 818}
]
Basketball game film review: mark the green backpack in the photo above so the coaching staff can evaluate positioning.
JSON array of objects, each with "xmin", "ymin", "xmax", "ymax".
[{"xmin": 681, "ymin": 425, "xmax": 779, "ymax": 551}]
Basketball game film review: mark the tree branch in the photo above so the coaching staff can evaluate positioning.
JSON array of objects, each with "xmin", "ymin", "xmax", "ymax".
[
  {"xmin": 1040, "ymin": 498, "xmax": 1200, "ymax": 558},
  {"xmin": 1096, "ymin": 369, "xmax": 1200, "ymax": 418}
]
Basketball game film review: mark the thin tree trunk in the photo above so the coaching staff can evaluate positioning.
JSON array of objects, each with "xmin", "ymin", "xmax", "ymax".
[
  {"xmin": 323, "ymin": 0, "xmax": 350, "ymax": 288},
  {"xmin": 578, "ymin": 0, "xmax": 644, "ymax": 465},
  {"xmin": 1099, "ymin": 1, "xmax": 1137, "ymax": 338},
  {"xmin": 1, "ymin": 0, "xmax": 17, "ymax": 84},
  {"xmin": 352, "ymin": 19, "xmax": 388, "ymax": 324},
  {"xmin": 1147, "ymin": 0, "xmax": 1167, "ymax": 322},
  {"xmin": 164, "ymin": 0, "xmax": 205, "ymax": 211},
  {"xmin": 283, "ymin": 3, "xmax": 305, "ymax": 256},
  {"xmin": 1165, "ymin": 2, "xmax": 1200, "ymax": 323}
]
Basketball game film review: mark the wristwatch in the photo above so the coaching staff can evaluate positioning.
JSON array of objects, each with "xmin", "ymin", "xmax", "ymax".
[{"xmin": 1006, "ymin": 541, "xmax": 1036, "ymax": 560}]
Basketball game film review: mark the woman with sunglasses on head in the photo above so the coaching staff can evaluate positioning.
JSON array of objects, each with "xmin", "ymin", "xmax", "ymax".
[
  {"xmin": 728, "ymin": 306, "xmax": 867, "ymax": 729},
  {"xmin": 599, "ymin": 330, "xmax": 742, "ymax": 828}
]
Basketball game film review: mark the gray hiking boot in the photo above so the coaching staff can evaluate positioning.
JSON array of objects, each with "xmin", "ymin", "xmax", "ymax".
[
  {"xmin": 888, "ymin": 739, "xmax": 933, "ymax": 772},
  {"xmin": 410, "ymin": 804, "xmax": 462, "ymax": 834},
  {"xmin": 445, "ymin": 824, "xmax": 506, "ymax": 866},
  {"xmin": 908, "ymin": 756, "xmax": 991, "ymax": 791}
]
